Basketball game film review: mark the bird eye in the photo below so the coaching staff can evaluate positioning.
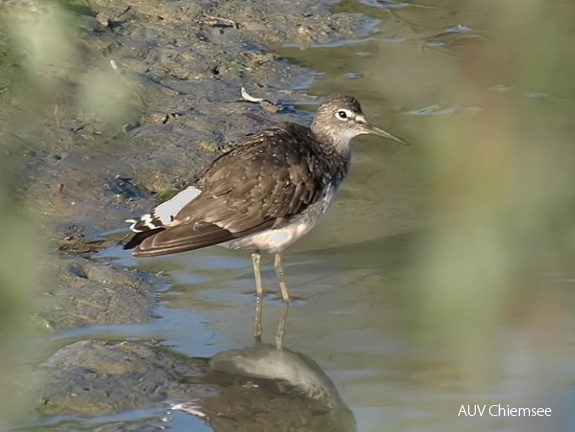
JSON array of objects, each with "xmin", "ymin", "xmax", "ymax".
[{"xmin": 336, "ymin": 110, "xmax": 349, "ymax": 120}]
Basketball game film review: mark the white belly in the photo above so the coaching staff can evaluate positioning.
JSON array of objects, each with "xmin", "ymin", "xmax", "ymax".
[{"xmin": 224, "ymin": 186, "xmax": 337, "ymax": 254}]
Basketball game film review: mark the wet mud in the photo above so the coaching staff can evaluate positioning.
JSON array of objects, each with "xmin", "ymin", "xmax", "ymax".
[{"xmin": 1, "ymin": 0, "xmax": 373, "ymax": 429}]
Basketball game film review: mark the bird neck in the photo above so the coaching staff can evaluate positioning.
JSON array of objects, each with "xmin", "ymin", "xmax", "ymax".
[{"xmin": 310, "ymin": 123, "xmax": 352, "ymax": 163}]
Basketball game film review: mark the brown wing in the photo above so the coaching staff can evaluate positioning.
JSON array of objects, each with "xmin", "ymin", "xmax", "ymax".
[{"xmin": 132, "ymin": 124, "xmax": 328, "ymax": 257}]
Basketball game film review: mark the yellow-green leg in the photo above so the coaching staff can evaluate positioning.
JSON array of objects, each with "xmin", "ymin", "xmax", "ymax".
[
  {"xmin": 251, "ymin": 251, "xmax": 263, "ymax": 341},
  {"xmin": 273, "ymin": 253, "xmax": 291, "ymax": 303},
  {"xmin": 275, "ymin": 301, "xmax": 290, "ymax": 349}
]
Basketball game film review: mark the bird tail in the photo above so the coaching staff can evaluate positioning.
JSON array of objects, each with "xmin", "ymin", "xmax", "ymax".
[
  {"xmin": 123, "ymin": 228, "xmax": 164, "ymax": 250},
  {"xmin": 124, "ymin": 214, "xmax": 165, "ymax": 250},
  {"xmin": 126, "ymin": 214, "xmax": 164, "ymax": 232}
]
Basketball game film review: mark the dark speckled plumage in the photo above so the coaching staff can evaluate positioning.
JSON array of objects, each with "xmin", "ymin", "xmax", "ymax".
[
  {"xmin": 125, "ymin": 122, "xmax": 348, "ymax": 256},
  {"xmin": 124, "ymin": 94, "xmax": 406, "ymax": 302}
]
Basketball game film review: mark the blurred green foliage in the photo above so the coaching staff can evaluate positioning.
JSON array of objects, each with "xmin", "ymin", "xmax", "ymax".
[
  {"xmin": 0, "ymin": 30, "xmax": 44, "ymax": 432},
  {"xmin": 405, "ymin": 0, "xmax": 575, "ymax": 403}
]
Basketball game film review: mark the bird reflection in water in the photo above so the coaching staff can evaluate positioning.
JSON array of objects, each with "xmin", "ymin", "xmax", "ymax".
[{"xmin": 174, "ymin": 306, "xmax": 356, "ymax": 432}]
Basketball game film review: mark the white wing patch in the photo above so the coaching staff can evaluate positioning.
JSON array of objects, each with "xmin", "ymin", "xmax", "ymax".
[
  {"xmin": 126, "ymin": 186, "xmax": 202, "ymax": 232},
  {"xmin": 153, "ymin": 186, "xmax": 202, "ymax": 225}
]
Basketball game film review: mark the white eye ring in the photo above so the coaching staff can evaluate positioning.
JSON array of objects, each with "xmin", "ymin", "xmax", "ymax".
[{"xmin": 335, "ymin": 109, "xmax": 353, "ymax": 121}]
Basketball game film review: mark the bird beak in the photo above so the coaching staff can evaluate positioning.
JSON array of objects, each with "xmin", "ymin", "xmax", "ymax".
[{"xmin": 359, "ymin": 121, "xmax": 409, "ymax": 145}]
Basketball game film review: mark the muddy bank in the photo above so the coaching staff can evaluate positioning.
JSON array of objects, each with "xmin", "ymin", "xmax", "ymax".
[
  {"xmin": 38, "ymin": 255, "xmax": 166, "ymax": 330},
  {"xmin": 1, "ymin": 0, "xmax": 373, "ymax": 427}
]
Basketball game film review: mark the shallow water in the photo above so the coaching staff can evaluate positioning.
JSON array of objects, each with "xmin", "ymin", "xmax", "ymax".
[{"xmin": 37, "ymin": 0, "xmax": 575, "ymax": 430}]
